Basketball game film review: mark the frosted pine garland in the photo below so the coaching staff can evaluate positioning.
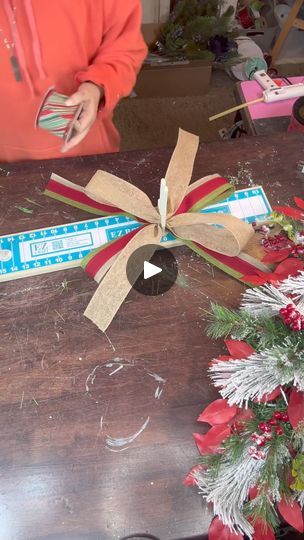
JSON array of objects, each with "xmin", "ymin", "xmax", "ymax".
[
  {"xmin": 210, "ymin": 339, "xmax": 304, "ymax": 406},
  {"xmin": 241, "ymin": 284, "xmax": 298, "ymax": 317},
  {"xmin": 188, "ymin": 201, "xmax": 304, "ymax": 539},
  {"xmin": 196, "ymin": 446, "xmax": 264, "ymax": 538},
  {"xmin": 241, "ymin": 272, "xmax": 304, "ymax": 317},
  {"xmin": 279, "ymin": 271, "xmax": 304, "ymax": 299}
]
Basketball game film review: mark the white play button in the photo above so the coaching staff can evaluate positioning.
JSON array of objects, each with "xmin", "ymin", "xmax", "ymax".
[
  {"xmin": 144, "ymin": 260, "xmax": 162, "ymax": 280},
  {"xmin": 126, "ymin": 245, "xmax": 178, "ymax": 296}
]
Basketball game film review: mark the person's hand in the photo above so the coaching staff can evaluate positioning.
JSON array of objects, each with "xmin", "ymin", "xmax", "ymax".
[{"xmin": 61, "ymin": 82, "xmax": 104, "ymax": 153}]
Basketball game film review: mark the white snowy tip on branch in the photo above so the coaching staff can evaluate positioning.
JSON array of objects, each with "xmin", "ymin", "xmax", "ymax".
[{"xmin": 241, "ymin": 271, "xmax": 304, "ymax": 317}]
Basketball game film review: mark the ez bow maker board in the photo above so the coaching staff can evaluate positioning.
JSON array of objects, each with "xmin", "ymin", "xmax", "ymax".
[{"xmin": 0, "ymin": 185, "xmax": 271, "ymax": 282}]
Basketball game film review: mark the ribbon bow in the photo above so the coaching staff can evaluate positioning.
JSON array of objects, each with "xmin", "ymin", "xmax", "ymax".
[{"xmin": 45, "ymin": 130, "xmax": 254, "ymax": 331}]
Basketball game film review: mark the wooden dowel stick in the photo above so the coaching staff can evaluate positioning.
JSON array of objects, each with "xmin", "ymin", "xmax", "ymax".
[
  {"xmin": 209, "ymin": 97, "xmax": 265, "ymax": 122},
  {"xmin": 158, "ymin": 178, "xmax": 168, "ymax": 231}
]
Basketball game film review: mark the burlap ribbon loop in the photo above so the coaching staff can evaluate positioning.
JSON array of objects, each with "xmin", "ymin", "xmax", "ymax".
[
  {"xmin": 168, "ymin": 213, "xmax": 250, "ymax": 257},
  {"xmin": 85, "ymin": 170, "xmax": 159, "ymax": 224},
  {"xmin": 81, "ymin": 129, "xmax": 254, "ymax": 331}
]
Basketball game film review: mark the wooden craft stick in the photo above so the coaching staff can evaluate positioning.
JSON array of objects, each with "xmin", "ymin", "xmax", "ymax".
[
  {"xmin": 209, "ymin": 98, "xmax": 265, "ymax": 122},
  {"xmin": 158, "ymin": 178, "xmax": 168, "ymax": 231}
]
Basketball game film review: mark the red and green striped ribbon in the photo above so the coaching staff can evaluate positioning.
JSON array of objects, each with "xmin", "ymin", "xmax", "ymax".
[
  {"xmin": 44, "ymin": 174, "xmax": 263, "ymax": 284},
  {"xmin": 37, "ymin": 91, "xmax": 80, "ymax": 140},
  {"xmin": 45, "ymin": 176, "xmax": 124, "ymax": 216},
  {"xmin": 81, "ymin": 227, "xmax": 144, "ymax": 279},
  {"xmin": 184, "ymin": 240, "xmax": 262, "ymax": 283},
  {"xmin": 174, "ymin": 176, "xmax": 234, "ymax": 215}
]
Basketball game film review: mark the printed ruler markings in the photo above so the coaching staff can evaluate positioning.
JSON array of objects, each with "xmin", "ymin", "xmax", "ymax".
[{"xmin": 0, "ymin": 187, "xmax": 271, "ymax": 282}]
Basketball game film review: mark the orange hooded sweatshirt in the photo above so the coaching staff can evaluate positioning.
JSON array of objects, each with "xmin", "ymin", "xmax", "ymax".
[{"xmin": 0, "ymin": 0, "xmax": 147, "ymax": 162}]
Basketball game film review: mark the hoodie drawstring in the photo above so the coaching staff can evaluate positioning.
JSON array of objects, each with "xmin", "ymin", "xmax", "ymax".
[
  {"xmin": 3, "ymin": 0, "xmax": 46, "ymax": 97},
  {"xmin": 24, "ymin": 0, "xmax": 46, "ymax": 80}
]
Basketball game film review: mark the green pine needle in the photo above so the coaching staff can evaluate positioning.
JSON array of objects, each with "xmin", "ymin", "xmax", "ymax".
[{"xmin": 205, "ymin": 302, "xmax": 293, "ymax": 351}]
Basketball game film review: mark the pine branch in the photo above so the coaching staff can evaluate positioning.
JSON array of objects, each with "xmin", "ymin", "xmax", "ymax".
[
  {"xmin": 241, "ymin": 284, "xmax": 297, "ymax": 317},
  {"xmin": 196, "ymin": 441, "xmax": 264, "ymax": 538},
  {"xmin": 243, "ymin": 438, "xmax": 291, "ymax": 530},
  {"xmin": 206, "ymin": 303, "xmax": 254, "ymax": 340},
  {"xmin": 244, "ymin": 494, "xmax": 279, "ymax": 531},
  {"xmin": 258, "ymin": 438, "xmax": 291, "ymax": 502},
  {"xmin": 206, "ymin": 303, "xmax": 291, "ymax": 350},
  {"xmin": 210, "ymin": 339, "xmax": 304, "ymax": 406},
  {"xmin": 279, "ymin": 271, "xmax": 304, "ymax": 303}
]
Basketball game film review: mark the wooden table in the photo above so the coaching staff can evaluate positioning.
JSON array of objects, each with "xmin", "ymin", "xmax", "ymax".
[
  {"xmin": 234, "ymin": 83, "xmax": 291, "ymax": 136},
  {"xmin": 0, "ymin": 133, "xmax": 302, "ymax": 540}
]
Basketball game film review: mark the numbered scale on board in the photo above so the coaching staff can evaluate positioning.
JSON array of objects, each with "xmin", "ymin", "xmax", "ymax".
[{"xmin": 0, "ymin": 186, "xmax": 272, "ymax": 281}]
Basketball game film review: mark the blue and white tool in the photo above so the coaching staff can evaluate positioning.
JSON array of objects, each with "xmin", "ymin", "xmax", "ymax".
[{"xmin": 0, "ymin": 186, "xmax": 271, "ymax": 282}]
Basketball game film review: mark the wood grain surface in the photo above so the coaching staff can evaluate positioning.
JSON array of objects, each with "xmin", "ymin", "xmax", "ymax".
[{"xmin": 0, "ymin": 132, "xmax": 302, "ymax": 540}]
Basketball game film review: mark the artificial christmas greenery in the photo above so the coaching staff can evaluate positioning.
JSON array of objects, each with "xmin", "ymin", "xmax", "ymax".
[
  {"xmin": 156, "ymin": 0, "xmax": 238, "ymax": 60},
  {"xmin": 186, "ymin": 198, "xmax": 304, "ymax": 539}
]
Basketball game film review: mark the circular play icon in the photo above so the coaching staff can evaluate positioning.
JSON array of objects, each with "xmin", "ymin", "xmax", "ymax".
[{"xmin": 126, "ymin": 244, "xmax": 178, "ymax": 296}]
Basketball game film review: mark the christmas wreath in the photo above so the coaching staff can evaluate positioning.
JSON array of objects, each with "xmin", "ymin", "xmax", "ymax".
[{"xmin": 186, "ymin": 198, "xmax": 304, "ymax": 539}]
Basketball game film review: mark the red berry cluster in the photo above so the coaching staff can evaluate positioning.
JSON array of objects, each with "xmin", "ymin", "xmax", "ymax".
[
  {"xmin": 248, "ymin": 446, "xmax": 266, "ymax": 460},
  {"xmin": 255, "ymin": 410, "xmax": 289, "ymax": 443},
  {"xmin": 291, "ymin": 244, "xmax": 304, "ymax": 257},
  {"xmin": 262, "ymin": 234, "xmax": 291, "ymax": 251},
  {"xmin": 249, "ymin": 411, "xmax": 288, "ymax": 459},
  {"xmin": 280, "ymin": 303, "xmax": 304, "ymax": 331},
  {"xmin": 249, "ymin": 411, "xmax": 288, "ymax": 460}
]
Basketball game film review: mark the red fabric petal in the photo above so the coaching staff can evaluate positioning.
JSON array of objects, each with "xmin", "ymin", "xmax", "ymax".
[
  {"xmin": 242, "ymin": 257, "xmax": 304, "ymax": 284},
  {"xmin": 199, "ymin": 425, "xmax": 231, "ymax": 454},
  {"xmin": 184, "ymin": 469, "xmax": 197, "ymax": 487},
  {"xmin": 273, "ymin": 205, "xmax": 304, "ymax": 220},
  {"xmin": 183, "ymin": 465, "xmax": 204, "ymax": 486},
  {"xmin": 208, "ymin": 517, "xmax": 243, "ymax": 540},
  {"xmin": 278, "ymin": 498, "xmax": 304, "ymax": 533},
  {"xmin": 288, "ymin": 388, "xmax": 304, "ymax": 428},
  {"xmin": 193, "ymin": 433, "xmax": 206, "ymax": 455},
  {"xmin": 197, "ymin": 399, "xmax": 238, "ymax": 425},
  {"xmin": 241, "ymin": 275, "xmax": 271, "ymax": 285},
  {"xmin": 262, "ymin": 249, "xmax": 291, "ymax": 263},
  {"xmin": 294, "ymin": 197, "xmax": 304, "ymax": 210},
  {"xmin": 259, "ymin": 386, "xmax": 282, "ymax": 403},
  {"xmin": 275, "ymin": 258, "xmax": 304, "ymax": 277},
  {"xmin": 253, "ymin": 520, "xmax": 275, "ymax": 540},
  {"xmin": 224, "ymin": 340, "xmax": 255, "ymax": 359}
]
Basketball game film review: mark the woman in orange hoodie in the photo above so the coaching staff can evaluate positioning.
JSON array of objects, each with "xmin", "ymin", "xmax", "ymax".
[{"xmin": 0, "ymin": 0, "xmax": 147, "ymax": 162}]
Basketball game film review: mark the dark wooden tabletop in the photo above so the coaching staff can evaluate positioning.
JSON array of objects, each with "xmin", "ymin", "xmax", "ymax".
[
  {"xmin": 0, "ymin": 132, "xmax": 303, "ymax": 540},
  {"xmin": 234, "ymin": 83, "xmax": 291, "ymax": 136}
]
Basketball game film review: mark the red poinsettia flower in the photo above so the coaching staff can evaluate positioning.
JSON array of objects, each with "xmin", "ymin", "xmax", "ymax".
[
  {"xmin": 278, "ymin": 497, "xmax": 304, "ymax": 533},
  {"xmin": 208, "ymin": 516, "xmax": 244, "ymax": 539},
  {"xmin": 242, "ymin": 257, "xmax": 304, "ymax": 286},
  {"xmin": 273, "ymin": 197, "xmax": 304, "ymax": 222},
  {"xmin": 288, "ymin": 388, "xmax": 304, "ymax": 428},
  {"xmin": 252, "ymin": 519, "xmax": 275, "ymax": 540},
  {"xmin": 242, "ymin": 197, "xmax": 304, "ymax": 286}
]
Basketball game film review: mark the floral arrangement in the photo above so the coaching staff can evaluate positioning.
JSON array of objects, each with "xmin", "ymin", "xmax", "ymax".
[
  {"xmin": 185, "ymin": 198, "xmax": 304, "ymax": 539},
  {"xmin": 154, "ymin": 0, "xmax": 238, "ymax": 61}
]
